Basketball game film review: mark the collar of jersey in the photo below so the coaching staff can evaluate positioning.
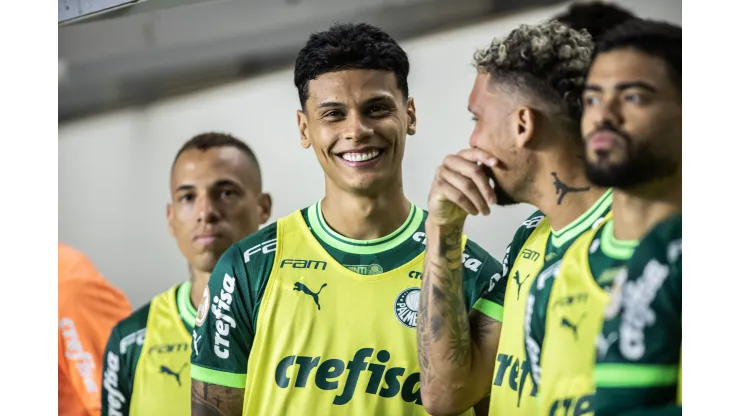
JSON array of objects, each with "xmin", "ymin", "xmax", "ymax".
[
  {"xmin": 176, "ymin": 280, "xmax": 198, "ymax": 328},
  {"xmin": 600, "ymin": 218, "xmax": 638, "ymax": 260},
  {"xmin": 307, "ymin": 200, "xmax": 422, "ymax": 255},
  {"xmin": 550, "ymin": 188, "xmax": 613, "ymax": 248}
]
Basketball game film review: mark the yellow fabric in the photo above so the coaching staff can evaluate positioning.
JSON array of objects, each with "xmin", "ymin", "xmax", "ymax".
[
  {"xmin": 488, "ymin": 217, "xmax": 551, "ymax": 415},
  {"xmin": 130, "ymin": 286, "xmax": 192, "ymax": 416},
  {"xmin": 537, "ymin": 219, "xmax": 610, "ymax": 416},
  {"xmin": 677, "ymin": 349, "xmax": 682, "ymax": 404},
  {"xmin": 241, "ymin": 210, "xmax": 474, "ymax": 415}
]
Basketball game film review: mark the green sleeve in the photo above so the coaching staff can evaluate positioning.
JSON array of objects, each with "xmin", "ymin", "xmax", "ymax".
[
  {"xmin": 101, "ymin": 305, "xmax": 148, "ymax": 416},
  {"xmin": 524, "ymin": 259, "xmax": 561, "ymax": 389},
  {"xmin": 461, "ymin": 238, "xmax": 504, "ymax": 313},
  {"xmin": 594, "ymin": 219, "xmax": 681, "ymax": 416},
  {"xmin": 473, "ymin": 210, "xmax": 544, "ymax": 321},
  {"xmin": 190, "ymin": 224, "xmax": 276, "ymax": 388}
]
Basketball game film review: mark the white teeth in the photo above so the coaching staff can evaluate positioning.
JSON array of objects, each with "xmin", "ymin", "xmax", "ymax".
[{"xmin": 341, "ymin": 149, "xmax": 381, "ymax": 162}]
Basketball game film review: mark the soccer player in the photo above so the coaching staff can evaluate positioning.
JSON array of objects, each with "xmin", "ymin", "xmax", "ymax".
[
  {"xmin": 523, "ymin": 19, "xmax": 681, "ymax": 415},
  {"xmin": 189, "ymin": 23, "xmax": 503, "ymax": 416},
  {"xmin": 417, "ymin": 21, "xmax": 611, "ymax": 416},
  {"xmin": 59, "ymin": 243, "xmax": 132, "ymax": 416},
  {"xmin": 100, "ymin": 133, "xmax": 272, "ymax": 415}
]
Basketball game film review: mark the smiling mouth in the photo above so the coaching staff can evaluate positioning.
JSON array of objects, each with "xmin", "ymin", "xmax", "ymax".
[{"xmin": 337, "ymin": 148, "xmax": 383, "ymax": 163}]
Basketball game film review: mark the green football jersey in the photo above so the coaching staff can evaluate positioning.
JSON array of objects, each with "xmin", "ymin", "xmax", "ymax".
[
  {"xmin": 524, "ymin": 217, "xmax": 639, "ymax": 388},
  {"xmin": 594, "ymin": 214, "xmax": 682, "ymax": 415},
  {"xmin": 524, "ymin": 214, "xmax": 681, "ymax": 415},
  {"xmin": 189, "ymin": 201, "xmax": 504, "ymax": 411},
  {"xmin": 103, "ymin": 202, "xmax": 502, "ymax": 415}
]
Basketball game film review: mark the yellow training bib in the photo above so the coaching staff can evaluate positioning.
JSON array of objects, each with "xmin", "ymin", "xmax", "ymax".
[
  {"xmin": 537, "ymin": 223, "xmax": 609, "ymax": 416},
  {"xmin": 130, "ymin": 285, "xmax": 192, "ymax": 416},
  {"xmin": 489, "ymin": 216, "xmax": 549, "ymax": 415},
  {"xmin": 242, "ymin": 211, "xmax": 473, "ymax": 415}
]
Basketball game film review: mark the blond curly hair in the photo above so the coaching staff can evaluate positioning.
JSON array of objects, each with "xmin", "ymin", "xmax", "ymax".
[{"xmin": 474, "ymin": 21, "xmax": 593, "ymax": 134}]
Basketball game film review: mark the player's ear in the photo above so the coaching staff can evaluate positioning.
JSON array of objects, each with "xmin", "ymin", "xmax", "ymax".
[
  {"xmin": 297, "ymin": 110, "xmax": 311, "ymax": 149},
  {"xmin": 406, "ymin": 97, "xmax": 417, "ymax": 136},
  {"xmin": 257, "ymin": 192, "xmax": 273, "ymax": 225},
  {"xmin": 513, "ymin": 106, "xmax": 535, "ymax": 149},
  {"xmin": 166, "ymin": 203, "xmax": 175, "ymax": 236}
]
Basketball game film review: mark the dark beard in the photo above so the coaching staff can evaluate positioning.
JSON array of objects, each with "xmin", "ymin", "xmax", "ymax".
[
  {"xmin": 482, "ymin": 165, "xmax": 518, "ymax": 206},
  {"xmin": 586, "ymin": 140, "xmax": 678, "ymax": 189},
  {"xmin": 585, "ymin": 121, "xmax": 679, "ymax": 189}
]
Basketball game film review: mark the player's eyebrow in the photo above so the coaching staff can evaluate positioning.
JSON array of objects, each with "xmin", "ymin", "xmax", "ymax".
[
  {"xmin": 175, "ymin": 184, "xmax": 196, "ymax": 193},
  {"xmin": 212, "ymin": 179, "xmax": 241, "ymax": 188},
  {"xmin": 363, "ymin": 94, "xmax": 396, "ymax": 105},
  {"xmin": 175, "ymin": 179, "xmax": 241, "ymax": 193},
  {"xmin": 317, "ymin": 101, "xmax": 345, "ymax": 109},
  {"xmin": 614, "ymin": 81, "xmax": 658, "ymax": 92},
  {"xmin": 584, "ymin": 81, "xmax": 658, "ymax": 93}
]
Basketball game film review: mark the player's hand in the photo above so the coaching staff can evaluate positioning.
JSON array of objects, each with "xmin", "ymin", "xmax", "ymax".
[{"xmin": 427, "ymin": 148, "xmax": 498, "ymax": 227}]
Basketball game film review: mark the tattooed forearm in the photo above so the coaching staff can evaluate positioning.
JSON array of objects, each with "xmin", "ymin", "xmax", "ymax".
[
  {"xmin": 417, "ymin": 223, "xmax": 470, "ymax": 384},
  {"xmin": 192, "ymin": 381, "xmax": 244, "ymax": 416}
]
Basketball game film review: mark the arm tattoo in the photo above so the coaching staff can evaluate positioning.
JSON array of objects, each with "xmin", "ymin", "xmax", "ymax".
[
  {"xmin": 418, "ymin": 225, "xmax": 471, "ymax": 367},
  {"xmin": 192, "ymin": 381, "xmax": 244, "ymax": 416},
  {"xmin": 417, "ymin": 269, "xmax": 434, "ymax": 386},
  {"xmin": 551, "ymin": 172, "xmax": 591, "ymax": 205}
]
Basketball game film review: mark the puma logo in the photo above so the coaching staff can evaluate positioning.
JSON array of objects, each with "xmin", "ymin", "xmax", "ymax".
[
  {"xmin": 552, "ymin": 172, "xmax": 591, "ymax": 205},
  {"xmin": 560, "ymin": 313, "xmax": 587, "ymax": 340},
  {"xmin": 293, "ymin": 282, "xmax": 327, "ymax": 310},
  {"xmin": 513, "ymin": 271, "xmax": 530, "ymax": 300},
  {"xmin": 160, "ymin": 363, "xmax": 188, "ymax": 386}
]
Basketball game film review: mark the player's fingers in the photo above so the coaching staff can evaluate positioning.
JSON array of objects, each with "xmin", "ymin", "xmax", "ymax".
[
  {"xmin": 441, "ymin": 154, "xmax": 495, "ymax": 205},
  {"xmin": 433, "ymin": 177, "xmax": 480, "ymax": 216},
  {"xmin": 456, "ymin": 148, "xmax": 498, "ymax": 167},
  {"xmin": 436, "ymin": 165, "xmax": 491, "ymax": 215}
]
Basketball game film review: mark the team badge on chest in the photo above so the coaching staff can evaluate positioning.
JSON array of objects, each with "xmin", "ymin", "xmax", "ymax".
[{"xmin": 394, "ymin": 287, "xmax": 420, "ymax": 328}]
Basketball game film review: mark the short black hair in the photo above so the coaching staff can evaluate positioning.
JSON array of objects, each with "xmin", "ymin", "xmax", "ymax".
[
  {"xmin": 594, "ymin": 18, "xmax": 681, "ymax": 90},
  {"xmin": 553, "ymin": 2, "xmax": 635, "ymax": 41},
  {"xmin": 172, "ymin": 132, "xmax": 262, "ymax": 187},
  {"xmin": 293, "ymin": 22, "xmax": 410, "ymax": 109}
]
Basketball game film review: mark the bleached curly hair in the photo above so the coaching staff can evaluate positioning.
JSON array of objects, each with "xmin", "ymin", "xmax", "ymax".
[{"xmin": 474, "ymin": 21, "xmax": 593, "ymax": 135}]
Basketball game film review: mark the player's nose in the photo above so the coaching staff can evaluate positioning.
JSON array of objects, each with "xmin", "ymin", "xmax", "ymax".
[{"xmin": 343, "ymin": 112, "xmax": 373, "ymax": 141}]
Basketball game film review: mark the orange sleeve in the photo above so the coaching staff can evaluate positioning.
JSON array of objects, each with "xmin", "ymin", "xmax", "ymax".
[{"xmin": 59, "ymin": 279, "xmax": 132, "ymax": 416}]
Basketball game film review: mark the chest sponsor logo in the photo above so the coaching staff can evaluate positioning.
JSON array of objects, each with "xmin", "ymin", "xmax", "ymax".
[
  {"xmin": 60, "ymin": 318, "xmax": 98, "ymax": 394},
  {"xmin": 520, "ymin": 248, "xmax": 540, "ymax": 262},
  {"xmin": 394, "ymin": 287, "xmax": 420, "ymax": 329},
  {"xmin": 274, "ymin": 348, "xmax": 422, "ymax": 406},
  {"xmin": 281, "ymin": 258, "xmax": 328, "ymax": 270},
  {"xmin": 293, "ymin": 282, "xmax": 327, "ymax": 310},
  {"xmin": 103, "ymin": 351, "xmax": 126, "ymax": 416},
  {"xmin": 620, "ymin": 259, "xmax": 669, "ymax": 360},
  {"xmin": 345, "ymin": 264, "xmax": 384, "ymax": 275},
  {"xmin": 547, "ymin": 393, "xmax": 594, "ymax": 416},
  {"xmin": 492, "ymin": 352, "xmax": 537, "ymax": 407},
  {"xmin": 212, "ymin": 273, "xmax": 237, "ymax": 359}
]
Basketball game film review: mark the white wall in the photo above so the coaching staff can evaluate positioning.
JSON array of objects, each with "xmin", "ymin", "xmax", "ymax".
[{"xmin": 59, "ymin": 0, "xmax": 681, "ymax": 309}]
